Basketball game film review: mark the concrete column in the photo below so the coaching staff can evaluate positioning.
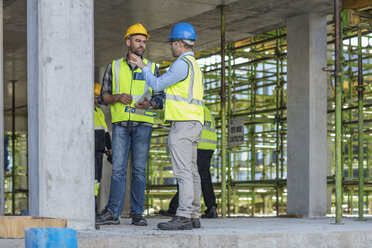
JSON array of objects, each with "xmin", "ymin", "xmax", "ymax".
[
  {"xmin": 0, "ymin": 0, "xmax": 4, "ymax": 216},
  {"xmin": 27, "ymin": 0, "xmax": 94, "ymax": 229},
  {"xmin": 286, "ymin": 13, "xmax": 327, "ymax": 218}
]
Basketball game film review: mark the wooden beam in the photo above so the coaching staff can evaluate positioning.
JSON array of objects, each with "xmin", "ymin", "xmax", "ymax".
[{"xmin": 342, "ymin": 0, "xmax": 372, "ymax": 10}]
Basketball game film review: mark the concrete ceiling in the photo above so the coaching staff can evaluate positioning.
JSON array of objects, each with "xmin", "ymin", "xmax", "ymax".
[{"xmin": 3, "ymin": 0, "xmax": 334, "ymax": 118}]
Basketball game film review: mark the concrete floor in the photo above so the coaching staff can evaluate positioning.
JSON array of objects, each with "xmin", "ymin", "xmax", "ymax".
[{"xmin": 1, "ymin": 216, "xmax": 371, "ymax": 248}]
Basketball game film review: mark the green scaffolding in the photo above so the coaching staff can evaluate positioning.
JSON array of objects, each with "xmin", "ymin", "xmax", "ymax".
[{"xmin": 146, "ymin": 9, "xmax": 372, "ymax": 219}]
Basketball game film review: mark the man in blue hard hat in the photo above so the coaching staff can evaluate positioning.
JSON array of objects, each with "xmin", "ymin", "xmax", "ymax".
[
  {"xmin": 130, "ymin": 23, "xmax": 204, "ymax": 230},
  {"xmin": 159, "ymin": 104, "xmax": 218, "ymax": 219}
]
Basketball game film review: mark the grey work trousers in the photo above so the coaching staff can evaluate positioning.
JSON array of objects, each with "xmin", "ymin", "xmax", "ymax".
[{"xmin": 168, "ymin": 121, "xmax": 202, "ymax": 218}]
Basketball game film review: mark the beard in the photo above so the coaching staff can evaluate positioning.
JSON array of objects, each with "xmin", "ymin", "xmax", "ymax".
[{"xmin": 130, "ymin": 45, "xmax": 144, "ymax": 56}]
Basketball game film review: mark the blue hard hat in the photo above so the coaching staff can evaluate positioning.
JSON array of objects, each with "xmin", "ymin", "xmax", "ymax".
[{"xmin": 168, "ymin": 23, "xmax": 197, "ymax": 40}]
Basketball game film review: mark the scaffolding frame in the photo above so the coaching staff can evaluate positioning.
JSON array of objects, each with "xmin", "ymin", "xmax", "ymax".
[{"xmin": 145, "ymin": 7, "xmax": 372, "ymax": 220}]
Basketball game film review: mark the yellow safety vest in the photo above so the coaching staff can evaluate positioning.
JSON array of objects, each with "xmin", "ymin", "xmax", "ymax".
[
  {"xmin": 198, "ymin": 105, "xmax": 217, "ymax": 150},
  {"xmin": 165, "ymin": 55, "xmax": 204, "ymax": 123},
  {"xmin": 95, "ymin": 181, "xmax": 100, "ymax": 196},
  {"xmin": 94, "ymin": 107, "xmax": 108, "ymax": 132},
  {"xmin": 111, "ymin": 58, "xmax": 156, "ymax": 124}
]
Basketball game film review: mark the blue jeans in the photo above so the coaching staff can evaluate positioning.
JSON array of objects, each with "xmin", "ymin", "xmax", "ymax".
[{"xmin": 106, "ymin": 124, "xmax": 152, "ymax": 217}]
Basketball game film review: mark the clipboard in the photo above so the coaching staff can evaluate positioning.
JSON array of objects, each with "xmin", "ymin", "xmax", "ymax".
[{"xmin": 136, "ymin": 89, "xmax": 151, "ymax": 103}]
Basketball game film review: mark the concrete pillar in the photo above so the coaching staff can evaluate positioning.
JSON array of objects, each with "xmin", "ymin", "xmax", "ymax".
[
  {"xmin": 0, "ymin": 0, "xmax": 4, "ymax": 216},
  {"xmin": 286, "ymin": 13, "xmax": 327, "ymax": 218},
  {"xmin": 27, "ymin": 0, "xmax": 94, "ymax": 229}
]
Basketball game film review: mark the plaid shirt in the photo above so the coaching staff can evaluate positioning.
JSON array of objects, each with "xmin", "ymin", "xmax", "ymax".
[{"xmin": 98, "ymin": 55, "xmax": 164, "ymax": 126}]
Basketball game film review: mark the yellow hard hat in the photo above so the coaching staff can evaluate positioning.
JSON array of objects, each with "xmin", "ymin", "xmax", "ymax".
[
  {"xmin": 94, "ymin": 83, "xmax": 101, "ymax": 96},
  {"xmin": 124, "ymin": 23, "xmax": 150, "ymax": 40}
]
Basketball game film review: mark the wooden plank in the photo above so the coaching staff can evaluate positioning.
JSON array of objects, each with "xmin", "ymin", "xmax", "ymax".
[
  {"xmin": 343, "ymin": 0, "xmax": 372, "ymax": 10},
  {"xmin": 0, "ymin": 216, "xmax": 67, "ymax": 238}
]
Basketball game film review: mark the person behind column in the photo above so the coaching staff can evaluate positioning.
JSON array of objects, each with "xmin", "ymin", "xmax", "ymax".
[
  {"xmin": 95, "ymin": 23, "xmax": 164, "ymax": 226},
  {"xmin": 94, "ymin": 83, "xmax": 112, "ymax": 214},
  {"xmin": 159, "ymin": 104, "xmax": 218, "ymax": 219},
  {"xmin": 130, "ymin": 23, "xmax": 204, "ymax": 230}
]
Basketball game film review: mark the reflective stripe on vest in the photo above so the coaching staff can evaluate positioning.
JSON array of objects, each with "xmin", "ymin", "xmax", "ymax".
[
  {"xmin": 111, "ymin": 58, "xmax": 155, "ymax": 123},
  {"xmin": 198, "ymin": 105, "xmax": 217, "ymax": 150},
  {"xmin": 165, "ymin": 55, "xmax": 204, "ymax": 123}
]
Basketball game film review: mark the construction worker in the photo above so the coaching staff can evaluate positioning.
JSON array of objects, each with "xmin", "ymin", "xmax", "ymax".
[
  {"xmin": 130, "ymin": 23, "xmax": 204, "ymax": 230},
  {"xmin": 95, "ymin": 23, "xmax": 164, "ymax": 226},
  {"xmin": 94, "ymin": 83, "xmax": 112, "ymax": 214},
  {"xmin": 159, "ymin": 104, "xmax": 218, "ymax": 219}
]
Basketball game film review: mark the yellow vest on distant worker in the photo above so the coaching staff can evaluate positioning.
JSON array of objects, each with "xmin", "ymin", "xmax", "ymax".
[
  {"xmin": 198, "ymin": 105, "xmax": 217, "ymax": 150},
  {"xmin": 111, "ymin": 58, "xmax": 156, "ymax": 123},
  {"xmin": 165, "ymin": 55, "xmax": 204, "ymax": 123},
  {"xmin": 94, "ymin": 107, "xmax": 108, "ymax": 131}
]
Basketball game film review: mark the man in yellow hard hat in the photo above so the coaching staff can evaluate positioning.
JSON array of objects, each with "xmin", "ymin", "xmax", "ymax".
[
  {"xmin": 94, "ymin": 83, "xmax": 112, "ymax": 214},
  {"xmin": 95, "ymin": 23, "xmax": 164, "ymax": 226},
  {"xmin": 130, "ymin": 23, "xmax": 204, "ymax": 230}
]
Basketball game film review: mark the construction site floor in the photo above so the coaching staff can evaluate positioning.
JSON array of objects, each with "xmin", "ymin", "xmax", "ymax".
[{"xmin": 1, "ymin": 216, "xmax": 372, "ymax": 247}]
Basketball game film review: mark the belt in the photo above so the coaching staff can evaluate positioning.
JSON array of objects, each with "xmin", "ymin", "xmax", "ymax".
[{"xmin": 113, "ymin": 121, "xmax": 152, "ymax": 127}]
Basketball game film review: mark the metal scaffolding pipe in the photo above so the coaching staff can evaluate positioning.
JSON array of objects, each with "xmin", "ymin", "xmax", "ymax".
[
  {"xmin": 334, "ymin": 0, "xmax": 343, "ymax": 224},
  {"xmin": 275, "ymin": 29, "xmax": 281, "ymax": 216},
  {"xmin": 219, "ymin": 4, "xmax": 227, "ymax": 218},
  {"xmin": 250, "ymin": 55, "xmax": 257, "ymax": 217},
  {"xmin": 227, "ymin": 42, "xmax": 233, "ymax": 217},
  {"xmin": 357, "ymin": 28, "xmax": 365, "ymax": 221},
  {"xmin": 11, "ymin": 80, "xmax": 16, "ymax": 215},
  {"xmin": 347, "ymin": 44, "xmax": 354, "ymax": 214}
]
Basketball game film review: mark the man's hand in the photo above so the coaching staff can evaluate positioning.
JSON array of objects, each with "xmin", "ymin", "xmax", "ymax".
[
  {"xmin": 115, "ymin": 93, "xmax": 132, "ymax": 104},
  {"xmin": 130, "ymin": 54, "xmax": 146, "ymax": 69},
  {"xmin": 135, "ymin": 97, "xmax": 150, "ymax": 109}
]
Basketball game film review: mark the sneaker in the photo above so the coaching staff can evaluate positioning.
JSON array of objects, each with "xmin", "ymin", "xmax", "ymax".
[
  {"xmin": 157, "ymin": 216, "xmax": 193, "ymax": 230},
  {"xmin": 159, "ymin": 209, "xmax": 176, "ymax": 217},
  {"xmin": 201, "ymin": 206, "xmax": 218, "ymax": 218},
  {"xmin": 132, "ymin": 214, "xmax": 147, "ymax": 226},
  {"xmin": 95, "ymin": 209, "xmax": 120, "ymax": 225},
  {"xmin": 191, "ymin": 218, "xmax": 201, "ymax": 228}
]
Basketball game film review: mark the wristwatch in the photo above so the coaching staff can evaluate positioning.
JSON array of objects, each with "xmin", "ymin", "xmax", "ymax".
[{"xmin": 148, "ymin": 101, "xmax": 155, "ymax": 110}]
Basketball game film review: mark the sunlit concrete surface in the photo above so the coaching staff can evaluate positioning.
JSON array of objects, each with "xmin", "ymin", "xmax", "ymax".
[{"xmin": 1, "ymin": 217, "xmax": 371, "ymax": 248}]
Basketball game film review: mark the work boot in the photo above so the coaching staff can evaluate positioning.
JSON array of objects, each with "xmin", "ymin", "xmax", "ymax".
[
  {"xmin": 191, "ymin": 218, "xmax": 201, "ymax": 228},
  {"xmin": 201, "ymin": 206, "xmax": 218, "ymax": 218},
  {"xmin": 95, "ymin": 209, "xmax": 120, "ymax": 225},
  {"xmin": 157, "ymin": 216, "xmax": 193, "ymax": 230},
  {"xmin": 132, "ymin": 214, "xmax": 147, "ymax": 226},
  {"xmin": 159, "ymin": 209, "xmax": 176, "ymax": 217}
]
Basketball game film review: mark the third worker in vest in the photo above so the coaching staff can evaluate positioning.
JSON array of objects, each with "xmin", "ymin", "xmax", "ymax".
[
  {"xmin": 94, "ymin": 83, "xmax": 112, "ymax": 214},
  {"xmin": 130, "ymin": 23, "xmax": 204, "ymax": 230},
  {"xmin": 95, "ymin": 23, "xmax": 164, "ymax": 226},
  {"xmin": 159, "ymin": 104, "xmax": 218, "ymax": 219}
]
